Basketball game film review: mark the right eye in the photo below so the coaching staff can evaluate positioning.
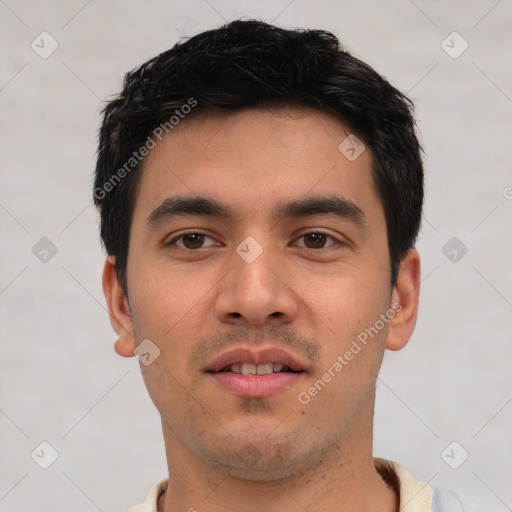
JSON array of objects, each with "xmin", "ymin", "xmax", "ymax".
[{"xmin": 167, "ymin": 231, "xmax": 219, "ymax": 250}]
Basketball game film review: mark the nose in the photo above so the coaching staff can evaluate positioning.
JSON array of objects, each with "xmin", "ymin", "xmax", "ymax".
[{"xmin": 214, "ymin": 243, "xmax": 299, "ymax": 327}]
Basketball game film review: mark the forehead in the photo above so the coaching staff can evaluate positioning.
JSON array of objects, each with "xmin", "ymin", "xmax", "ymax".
[
  {"xmin": 131, "ymin": 106, "xmax": 380, "ymax": 224},
  {"xmin": 149, "ymin": 106, "xmax": 362, "ymax": 166}
]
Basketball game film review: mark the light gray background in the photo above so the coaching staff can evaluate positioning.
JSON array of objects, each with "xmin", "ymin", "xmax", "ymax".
[{"xmin": 1, "ymin": 1, "xmax": 511, "ymax": 510}]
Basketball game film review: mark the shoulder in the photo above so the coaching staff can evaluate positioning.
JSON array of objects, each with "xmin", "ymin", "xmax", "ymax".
[
  {"xmin": 431, "ymin": 486, "xmax": 467, "ymax": 512},
  {"xmin": 376, "ymin": 458, "xmax": 492, "ymax": 512},
  {"xmin": 431, "ymin": 484, "xmax": 496, "ymax": 512},
  {"xmin": 122, "ymin": 478, "xmax": 168, "ymax": 512}
]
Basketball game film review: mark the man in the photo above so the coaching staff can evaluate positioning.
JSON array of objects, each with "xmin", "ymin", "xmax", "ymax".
[{"xmin": 94, "ymin": 19, "xmax": 465, "ymax": 512}]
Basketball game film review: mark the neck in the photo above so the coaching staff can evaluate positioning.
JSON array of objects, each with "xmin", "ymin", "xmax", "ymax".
[{"xmin": 157, "ymin": 407, "xmax": 398, "ymax": 512}]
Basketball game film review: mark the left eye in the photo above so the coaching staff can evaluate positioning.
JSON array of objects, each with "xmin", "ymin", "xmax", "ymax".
[{"xmin": 295, "ymin": 232, "xmax": 338, "ymax": 249}]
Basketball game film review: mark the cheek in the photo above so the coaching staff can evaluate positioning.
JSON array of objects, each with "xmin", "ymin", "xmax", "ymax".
[
  {"xmin": 140, "ymin": 356, "xmax": 203, "ymax": 436},
  {"xmin": 129, "ymin": 258, "xmax": 214, "ymax": 340},
  {"xmin": 296, "ymin": 319, "xmax": 388, "ymax": 428},
  {"xmin": 299, "ymin": 263, "xmax": 391, "ymax": 392},
  {"xmin": 302, "ymin": 264, "xmax": 390, "ymax": 333},
  {"xmin": 128, "ymin": 261, "xmax": 220, "ymax": 388},
  {"xmin": 129, "ymin": 264, "xmax": 213, "ymax": 413}
]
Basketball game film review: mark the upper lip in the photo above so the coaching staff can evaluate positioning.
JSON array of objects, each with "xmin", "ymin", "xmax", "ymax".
[{"xmin": 206, "ymin": 346, "xmax": 308, "ymax": 373}]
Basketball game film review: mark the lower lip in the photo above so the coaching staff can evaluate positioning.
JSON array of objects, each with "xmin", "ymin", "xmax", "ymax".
[{"xmin": 209, "ymin": 372, "xmax": 304, "ymax": 398}]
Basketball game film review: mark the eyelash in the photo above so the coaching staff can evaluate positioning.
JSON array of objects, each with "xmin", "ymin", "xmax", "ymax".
[{"xmin": 167, "ymin": 230, "xmax": 342, "ymax": 250}]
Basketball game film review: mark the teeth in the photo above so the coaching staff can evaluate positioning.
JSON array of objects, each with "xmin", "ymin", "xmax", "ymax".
[
  {"xmin": 257, "ymin": 363, "xmax": 273, "ymax": 375},
  {"xmin": 230, "ymin": 363, "xmax": 242, "ymax": 374},
  {"xmin": 240, "ymin": 363, "xmax": 257, "ymax": 375},
  {"xmin": 230, "ymin": 363, "xmax": 287, "ymax": 375}
]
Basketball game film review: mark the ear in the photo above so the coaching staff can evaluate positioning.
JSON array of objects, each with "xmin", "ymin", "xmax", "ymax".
[
  {"xmin": 385, "ymin": 249, "xmax": 421, "ymax": 351},
  {"xmin": 102, "ymin": 256, "xmax": 136, "ymax": 357}
]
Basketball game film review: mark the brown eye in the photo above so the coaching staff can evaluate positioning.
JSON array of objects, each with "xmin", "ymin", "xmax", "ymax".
[
  {"xmin": 303, "ymin": 233, "xmax": 326, "ymax": 248},
  {"xmin": 295, "ymin": 232, "xmax": 339, "ymax": 249},
  {"xmin": 169, "ymin": 232, "xmax": 218, "ymax": 250},
  {"xmin": 303, "ymin": 233, "xmax": 328, "ymax": 248},
  {"xmin": 181, "ymin": 233, "xmax": 206, "ymax": 249}
]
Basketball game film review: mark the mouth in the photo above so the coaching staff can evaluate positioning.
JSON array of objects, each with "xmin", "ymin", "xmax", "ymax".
[
  {"xmin": 206, "ymin": 347, "xmax": 307, "ymax": 398},
  {"xmin": 216, "ymin": 362, "xmax": 303, "ymax": 375}
]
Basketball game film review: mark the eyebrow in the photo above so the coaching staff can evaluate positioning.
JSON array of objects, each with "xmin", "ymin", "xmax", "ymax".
[{"xmin": 147, "ymin": 195, "xmax": 367, "ymax": 229}]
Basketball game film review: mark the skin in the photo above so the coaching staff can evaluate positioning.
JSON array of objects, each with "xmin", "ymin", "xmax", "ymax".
[{"xmin": 103, "ymin": 107, "xmax": 420, "ymax": 512}]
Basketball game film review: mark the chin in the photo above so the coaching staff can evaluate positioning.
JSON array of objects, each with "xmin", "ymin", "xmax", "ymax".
[{"xmin": 198, "ymin": 434, "xmax": 329, "ymax": 482}]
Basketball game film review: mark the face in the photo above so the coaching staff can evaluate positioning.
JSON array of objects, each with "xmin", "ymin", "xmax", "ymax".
[{"xmin": 105, "ymin": 107, "xmax": 418, "ymax": 481}]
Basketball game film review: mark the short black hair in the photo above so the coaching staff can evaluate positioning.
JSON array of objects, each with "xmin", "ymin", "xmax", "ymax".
[{"xmin": 94, "ymin": 19, "xmax": 423, "ymax": 295}]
